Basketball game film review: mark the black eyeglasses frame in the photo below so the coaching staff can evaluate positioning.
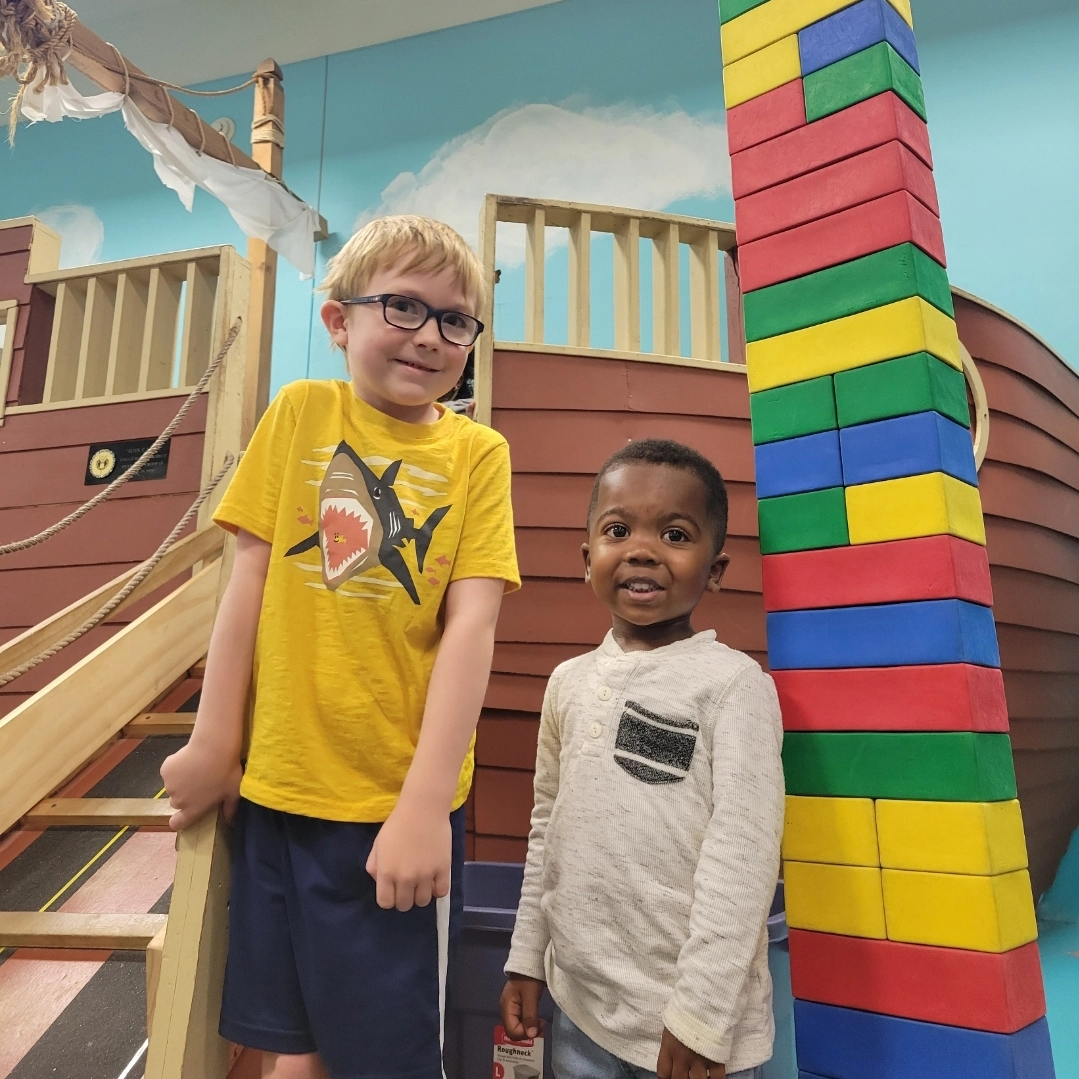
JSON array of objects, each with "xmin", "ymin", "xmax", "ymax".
[{"xmin": 341, "ymin": 293, "xmax": 485, "ymax": 347}]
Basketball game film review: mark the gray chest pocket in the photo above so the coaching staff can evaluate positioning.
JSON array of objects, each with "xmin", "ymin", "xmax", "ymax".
[{"xmin": 613, "ymin": 700, "xmax": 698, "ymax": 784}]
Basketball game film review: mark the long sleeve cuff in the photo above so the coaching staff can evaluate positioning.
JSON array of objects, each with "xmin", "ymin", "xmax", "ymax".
[{"xmin": 505, "ymin": 939, "xmax": 549, "ymax": 981}]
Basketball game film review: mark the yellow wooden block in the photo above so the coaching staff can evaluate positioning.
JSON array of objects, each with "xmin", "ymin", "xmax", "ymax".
[
  {"xmin": 783, "ymin": 796, "xmax": 879, "ymax": 866},
  {"xmin": 785, "ymin": 860, "xmax": 887, "ymax": 938},
  {"xmin": 723, "ymin": 35, "xmax": 801, "ymax": 109},
  {"xmin": 882, "ymin": 867, "xmax": 1037, "ymax": 952},
  {"xmin": 745, "ymin": 298, "xmax": 961, "ymax": 393},
  {"xmin": 722, "ymin": 0, "xmax": 914, "ymax": 67},
  {"xmin": 876, "ymin": 799, "xmax": 1028, "ymax": 875},
  {"xmin": 846, "ymin": 472, "xmax": 986, "ymax": 546}
]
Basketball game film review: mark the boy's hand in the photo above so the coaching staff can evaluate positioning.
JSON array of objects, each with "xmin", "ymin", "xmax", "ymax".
[
  {"xmin": 657, "ymin": 1028, "xmax": 725, "ymax": 1079},
  {"xmin": 500, "ymin": 974, "xmax": 546, "ymax": 1040},
  {"xmin": 160, "ymin": 741, "xmax": 242, "ymax": 831},
  {"xmin": 366, "ymin": 796, "xmax": 451, "ymax": 911}
]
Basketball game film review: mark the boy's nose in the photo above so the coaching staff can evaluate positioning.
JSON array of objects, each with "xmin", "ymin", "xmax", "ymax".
[{"xmin": 412, "ymin": 317, "xmax": 443, "ymax": 348}]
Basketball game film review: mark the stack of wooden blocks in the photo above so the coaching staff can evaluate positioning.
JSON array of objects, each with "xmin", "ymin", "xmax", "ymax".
[{"xmin": 718, "ymin": 1, "xmax": 1057, "ymax": 1076}]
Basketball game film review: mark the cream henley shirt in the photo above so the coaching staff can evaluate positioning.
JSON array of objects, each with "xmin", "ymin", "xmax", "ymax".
[{"xmin": 505, "ymin": 629, "xmax": 785, "ymax": 1073}]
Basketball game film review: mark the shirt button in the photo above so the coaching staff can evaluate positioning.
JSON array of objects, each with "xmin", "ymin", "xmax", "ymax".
[
  {"xmin": 589, "ymin": 722, "xmax": 602, "ymax": 739},
  {"xmin": 597, "ymin": 686, "xmax": 612, "ymax": 701}
]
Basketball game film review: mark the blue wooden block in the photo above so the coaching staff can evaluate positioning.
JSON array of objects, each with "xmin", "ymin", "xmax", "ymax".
[
  {"xmin": 755, "ymin": 429, "xmax": 844, "ymax": 498},
  {"xmin": 799, "ymin": 0, "xmax": 920, "ymax": 76},
  {"xmin": 767, "ymin": 598, "xmax": 1000, "ymax": 670},
  {"xmin": 794, "ymin": 1001, "xmax": 1056, "ymax": 1079},
  {"xmin": 840, "ymin": 410, "xmax": 979, "ymax": 487}
]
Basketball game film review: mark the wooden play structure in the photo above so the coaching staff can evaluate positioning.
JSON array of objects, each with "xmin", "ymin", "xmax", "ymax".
[{"xmin": 2, "ymin": 2, "xmax": 1079, "ymax": 1076}]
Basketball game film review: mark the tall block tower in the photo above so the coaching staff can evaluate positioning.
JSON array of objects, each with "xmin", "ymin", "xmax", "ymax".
[{"xmin": 717, "ymin": 1, "xmax": 1058, "ymax": 1076}]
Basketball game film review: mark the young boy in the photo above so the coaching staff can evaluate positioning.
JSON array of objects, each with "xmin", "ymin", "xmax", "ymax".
[
  {"xmin": 501, "ymin": 439, "xmax": 784, "ymax": 1079},
  {"xmin": 161, "ymin": 216, "xmax": 520, "ymax": 1079}
]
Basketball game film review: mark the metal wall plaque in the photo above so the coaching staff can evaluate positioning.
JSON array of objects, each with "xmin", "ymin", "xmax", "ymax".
[{"xmin": 85, "ymin": 438, "xmax": 171, "ymax": 485}]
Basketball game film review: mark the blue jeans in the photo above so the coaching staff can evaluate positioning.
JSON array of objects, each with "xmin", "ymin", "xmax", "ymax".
[{"xmin": 552, "ymin": 1009, "xmax": 765, "ymax": 1079}]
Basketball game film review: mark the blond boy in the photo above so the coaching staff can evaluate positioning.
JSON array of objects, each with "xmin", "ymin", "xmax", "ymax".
[{"xmin": 161, "ymin": 216, "xmax": 520, "ymax": 1079}]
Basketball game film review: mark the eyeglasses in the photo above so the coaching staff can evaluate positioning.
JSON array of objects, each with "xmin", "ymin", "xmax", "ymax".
[{"xmin": 341, "ymin": 294, "xmax": 484, "ymax": 347}]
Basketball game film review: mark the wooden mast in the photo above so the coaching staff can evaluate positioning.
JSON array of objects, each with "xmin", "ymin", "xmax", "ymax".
[{"xmin": 242, "ymin": 59, "xmax": 285, "ymax": 445}]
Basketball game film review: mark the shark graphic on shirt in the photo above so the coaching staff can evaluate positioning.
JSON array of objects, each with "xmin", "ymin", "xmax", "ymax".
[{"xmin": 285, "ymin": 441, "xmax": 450, "ymax": 604}]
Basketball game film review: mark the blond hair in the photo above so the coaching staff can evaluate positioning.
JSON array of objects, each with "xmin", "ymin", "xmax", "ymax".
[{"xmin": 319, "ymin": 215, "xmax": 486, "ymax": 314}]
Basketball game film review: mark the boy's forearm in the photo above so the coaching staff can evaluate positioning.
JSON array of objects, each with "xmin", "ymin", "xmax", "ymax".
[
  {"xmin": 399, "ymin": 577, "xmax": 504, "ymax": 814},
  {"xmin": 188, "ymin": 531, "xmax": 271, "ymax": 760}
]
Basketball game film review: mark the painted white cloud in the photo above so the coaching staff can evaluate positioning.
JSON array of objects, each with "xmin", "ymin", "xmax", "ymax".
[
  {"xmin": 356, "ymin": 102, "xmax": 731, "ymax": 265},
  {"xmin": 36, "ymin": 204, "xmax": 105, "ymax": 268}
]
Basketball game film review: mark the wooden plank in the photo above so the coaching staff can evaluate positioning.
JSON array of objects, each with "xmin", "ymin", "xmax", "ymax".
[
  {"xmin": 147, "ymin": 922, "xmax": 167, "ymax": 1035},
  {"xmin": 978, "ymin": 362, "xmax": 1079, "ymax": 457},
  {"xmin": 980, "ymin": 461, "xmax": 1079, "ymax": 544},
  {"xmin": 145, "ymin": 810, "xmax": 231, "ymax": 1079},
  {"xmin": 43, "ymin": 281, "xmax": 86, "ymax": 404},
  {"xmin": 74, "ymin": 276, "xmax": 116, "ymax": 401},
  {"xmin": 0, "ymin": 911, "xmax": 166, "ymax": 949},
  {"xmin": 126, "ymin": 713, "xmax": 196, "ymax": 737},
  {"xmin": 567, "ymin": 211, "xmax": 591, "ymax": 348},
  {"xmin": 474, "ymin": 194, "xmax": 499, "ymax": 427},
  {"xmin": 0, "ymin": 301, "xmax": 17, "ymax": 425},
  {"xmin": 106, "ymin": 270, "xmax": 150, "ymax": 395},
  {"xmin": 0, "ymin": 561, "xmax": 219, "ymax": 835},
  {"xmin": 0, "ymin": 526, "xmax": 223, "ymax": 677},
  {"xmin": 724, "ymin": 251, "xmax": 746, "ymax": 366},
  {"xmin": 524, "ymin": 206, "xmax": 545, "ymax": 344},
  {"xmin": 25, "ymin": 797, "xmax": 172, "ymax": 827},
  {"xmin": 179, "ymin": 262, "xmax": 217, "ymax": 387},
  {"xmin": 493, "ymin": 340, "xmax": 736, "ymax": 374},
  {"xmin": 613, "ymin": 217, "xmax": 641, "ymax": 352},
  {"xmin": 652, "ymin": 222, "xmax": 680, "ymax": 357},
  {"xmin": 141, "ymin": 267, "xmax": 184, "ymax": 392},
  {"xmin": 689, "ymin": 231, "xmax": 720, "ymax": 361}
]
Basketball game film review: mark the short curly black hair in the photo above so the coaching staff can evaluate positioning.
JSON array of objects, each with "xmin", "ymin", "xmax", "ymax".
[{"xmin": 586, "ymin": 438, "xmax": 729, "ymax": 554}]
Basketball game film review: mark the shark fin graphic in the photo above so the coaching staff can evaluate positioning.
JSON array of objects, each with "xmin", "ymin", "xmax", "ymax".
[{"xmin": 414, "ymin": 505, "xmax": 451, "ymax": 572}]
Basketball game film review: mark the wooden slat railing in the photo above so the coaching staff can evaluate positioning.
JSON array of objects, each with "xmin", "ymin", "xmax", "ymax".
[
  {"xmin": 474, "ymin": 194, "xmax": 742, "ymax": 424},
  {"xmin": 22, "ymin": 247, "xmax": 236, "ymax": 409}
]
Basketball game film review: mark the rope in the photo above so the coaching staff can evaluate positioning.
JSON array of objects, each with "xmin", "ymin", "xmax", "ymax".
[
  {"xmin": 0, "ymin": 317, "xmax": 241, "ymax": 557},
  {"xmin": 0, "ymin": 0, "xmax": 78, "ymax": 144},
  {"xmin": 0, "ymin": 453, "xmax": 234, "ymax": 687},
  {"xmin": 251, "ymin": 113, "xmax": 283, "ymax": 148}
]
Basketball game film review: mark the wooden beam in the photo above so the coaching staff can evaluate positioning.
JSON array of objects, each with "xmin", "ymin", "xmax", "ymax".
[
  {"xmin": 65, "ymin": 23, "xmax": 261, "ymax": 174},
  {"xmin": 524, "ymin": 206, "xmax": 545, "ymax": 344},
  {"xmin": 25, "ymin": 798, "xmax": 172, "ymax": 827},
  {"xmin": 0, "ymin": 525, "xmax": 224, "ymax": 682},
  {"xmin": 146, "ymin": 811, "xmax": 231, "ymax": 1078},
  {"xmin": 125, "ymin": 714, "xmax": 196, "ymax": 737},
  {"xmin": 147, "ymin": 922, "xmax": 167, "ymax": 1035},
  {"xmin": 242, "ymin": 60, "xmax": 285, "ymax": 446},
  {"xmin": 0, "ymin": 911, "xmax": 166, "ymax": 949},
  {"xmin": 473, "ymin": 194, "xmax": 499, "ymax": 427},
  {"xmin": 190, "ymin": 659, "xmax": 207, "ymax": 678},
  {"xmin": 0, "ymin": 561, "xmax": 220, "ymax": 836}
]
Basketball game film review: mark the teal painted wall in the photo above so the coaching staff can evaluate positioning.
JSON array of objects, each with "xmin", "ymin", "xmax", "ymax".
[{"xmin": 2, "ymin": 1, "xmax": 1077, "ymax": 396}]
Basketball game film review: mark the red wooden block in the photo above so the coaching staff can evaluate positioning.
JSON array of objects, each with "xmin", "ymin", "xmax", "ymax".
[
  {"xmin": 762, "ymin": 535, "xmax": 992, "ymax": 611},
  {"xmin": 774, "ymin": 663, "xmax": 1009, "ymax": 732},
  {"xmin": 731, "ymin": 92, "xmax": 932, "ymax": 199},
  {"xmin": 788, "ymin": 930, "xmax": 1046, "ymax": 1034},
  {"xmin": 738, "ymin": 189, "xmax": 946, "ymax": 292},
  {"xmin": 735, "ymin": 141, "xmax": 939, "ymax": 244},
  {"xmin": 727, "ymin": 78, "xmax": 806, "ymax": 154}
]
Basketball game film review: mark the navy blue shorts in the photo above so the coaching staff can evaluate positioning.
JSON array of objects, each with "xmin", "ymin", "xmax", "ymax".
[{"xmin": 220, "ymin": 798, "xmax": 465, "ymax": 1079}]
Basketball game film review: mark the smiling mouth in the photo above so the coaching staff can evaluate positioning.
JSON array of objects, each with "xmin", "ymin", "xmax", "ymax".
[
  {"xmin": 393, "ymin": 357, "xmax": 438, "ymax": 374},
  {"xmin": 620, "ymin": 578, "xmax": 665, "ymax": 597}
]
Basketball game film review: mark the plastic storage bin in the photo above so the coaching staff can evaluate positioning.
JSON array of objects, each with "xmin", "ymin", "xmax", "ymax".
[{"xmin": 445, "ymin": 863, "xmax": 794, "ymax": 1079}]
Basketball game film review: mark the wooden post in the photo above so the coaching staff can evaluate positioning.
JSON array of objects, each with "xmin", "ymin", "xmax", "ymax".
[
  {"xmin": 242, "ymin": 60, "xmax": 285, "ymax": 446},
  {"xmin": 474, "ymin": 195, "xmax": 499, "ymax": 427}
]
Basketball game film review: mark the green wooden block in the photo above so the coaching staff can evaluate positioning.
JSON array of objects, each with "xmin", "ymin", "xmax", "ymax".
[
  {"xmin": 719, "ymin": 0, "xmax": 770, "ymax": 25},
  {"xmin": 804, "ymin": 42, "xmax": 926, "ymax": 123},
  {"xmin": 783, "ymin": 732, "xmax": 1017, "ymax": 801},
  {"xmin": 758, "ymin": 487, "xmax": 849, "ymax": 553},
  {"xmin": 834, "ymin": 352, "xmax": 971, "ymax": 429},
  {"xmin": 743, "ymin": 244, "xmax": 953, "ymax": 343},
  {"xmin": 751, "ymin": 377, "xmax": 837, "ymax": 445}
]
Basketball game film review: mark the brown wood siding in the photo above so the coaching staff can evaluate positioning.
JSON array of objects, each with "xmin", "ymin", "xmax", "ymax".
[
  {"xmin": 478, "ymin": 308, "xmax": 1079, "ymax": 894},
  {"xmin": 957, "ymin": 295, "xmax": 1079, "ymax": 897},
  {"xmin": 0, "ymin": 394, "xmax": 208, "ymax": 717},
  {"xmin": 0, "ymin": 226, "xmax": 55, "ymax": 407}
]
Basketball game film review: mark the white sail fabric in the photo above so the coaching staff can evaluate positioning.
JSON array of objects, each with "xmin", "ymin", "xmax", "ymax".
[{"xmin": 22, "ymin": 82, "xmax": 319, "ymax": 278}]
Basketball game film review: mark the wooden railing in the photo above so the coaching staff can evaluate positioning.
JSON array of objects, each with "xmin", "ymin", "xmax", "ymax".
[
  {"xmin": 20, "ymin": 247, "xmax": 237, "ymax": 409},
  {"xmin": 475, "ymin": 194, "xmax": 742, "ymax": 424}
]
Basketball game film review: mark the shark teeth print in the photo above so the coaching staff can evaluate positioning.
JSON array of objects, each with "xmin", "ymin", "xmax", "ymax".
[{"xmin": 320, "ymin": 497, "xmax": 374, "ymax": 581}]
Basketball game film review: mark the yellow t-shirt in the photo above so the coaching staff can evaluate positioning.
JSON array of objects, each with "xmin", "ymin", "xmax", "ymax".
[{"xmin": 212, "ymin": 379, "xmax": 520, "ymax": 821}]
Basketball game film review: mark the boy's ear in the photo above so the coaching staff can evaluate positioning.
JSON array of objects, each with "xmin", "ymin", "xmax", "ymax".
[
  {"xmin": 707, "ymin": 551, "xmax": 730, "ymax": 593},
  {"xmin": 581, "ymin": 541, "xmax": 591, "ymax": 584},
  {"xmin": 321, "ymin": 300, "xmax": 350, "ymax": 347}
]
